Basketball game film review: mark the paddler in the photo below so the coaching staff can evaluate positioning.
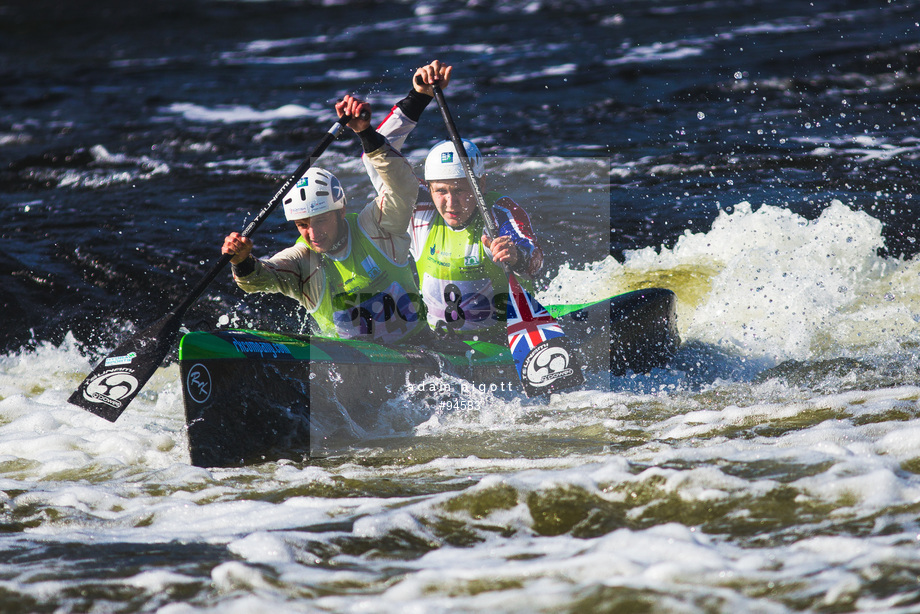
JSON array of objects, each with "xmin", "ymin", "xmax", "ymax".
[
  {"xmin": 221, "ymin": 95, "xmax": 428, "ymax": 345},
  {"xmin": 363, "ymin": 60, "xmax": 544, "ymax": 344}
]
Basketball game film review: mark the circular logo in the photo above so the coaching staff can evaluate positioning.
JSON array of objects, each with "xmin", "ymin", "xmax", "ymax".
[
  {"xmin": 523, "ymin": 344, "xmax": 574, "ymax": 388},
  {"xmin": 82, "ymin": 369, "xmax": 140, "ymax": 408},
  {"xmin": 186, "ymin": 363, "xmax": 212, "ymax": 404}
]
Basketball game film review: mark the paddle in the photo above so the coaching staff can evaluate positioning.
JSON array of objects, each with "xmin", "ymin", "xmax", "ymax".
[
  {"xmin": 68, "ymin": 111, "xmax": 366, "ymax": 421},
  {"xmin": 427, "ymin": 82, "xmax": 584, "ymax": 396}
]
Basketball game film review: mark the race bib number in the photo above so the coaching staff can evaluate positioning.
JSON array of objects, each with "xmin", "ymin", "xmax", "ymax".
[{"xmin": 421, "ymin": 275, "xmax": 501, "ymax": 332}]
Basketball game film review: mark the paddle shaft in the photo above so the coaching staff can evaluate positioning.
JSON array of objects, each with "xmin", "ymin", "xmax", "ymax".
[{"xmin": 428, "ymin": 83, "xmax": 502, "ymax": 244}]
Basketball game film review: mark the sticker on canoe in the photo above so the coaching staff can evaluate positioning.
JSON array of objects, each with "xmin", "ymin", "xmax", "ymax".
[
  {"xmin": 230, "ymin": 337, "xmax": 293, "ymax": 359},
  {"xmin": 186, "ymin": 363, "xmax": 212, "ymax": 404}
]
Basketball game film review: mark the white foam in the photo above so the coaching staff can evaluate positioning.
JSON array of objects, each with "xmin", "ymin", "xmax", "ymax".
[
  {"xmin": 228, "ymin": 532, "xmax": 295, "ymax": 564},
  {"xmin": 542, "ymin": 200, "xmax": 918, "ymax": 363},
  {"xmin": 160, "ymin": 102, "xmax": 316, "ymax": 124},
  {"xmin": 605, "ymin": 41, "xmax": 706, "ymax": 66},
  {"xmin": 124, "ymin": 570, "xmax": 198, "ymax": 592},
  {"xmin": 501, "ymin": 63, "xmax": 578, "ymax": 83},
  {"xmin": 211, "ymin": 561, "xmax": 275, "ymax": 592},
  {"xmin": 3, "ymin": 195, "xmax": 920, "ymax": 612}
]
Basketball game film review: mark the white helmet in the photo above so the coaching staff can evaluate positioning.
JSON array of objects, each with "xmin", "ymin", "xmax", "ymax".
[
  {"xmin": 424, "ymin": 139, "xmax": 484, "ymax": 181},
  {"xmin": 283, "ymin": 168, "xmax": 346, "ymax": 221}
]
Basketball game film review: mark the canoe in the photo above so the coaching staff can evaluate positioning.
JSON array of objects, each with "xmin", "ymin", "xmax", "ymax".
[{"xmin": 179, "ymin": 288, "xmax": 679, "ymax": 467}]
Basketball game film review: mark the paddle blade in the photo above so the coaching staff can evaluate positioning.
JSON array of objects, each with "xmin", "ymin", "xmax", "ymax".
[
  {"xmin": 505, "ymin": 273, "xmax": 584, "ymax": 396},
  {"xmin": 68, "ymin": 311, "xmax": 183, "ymax": 421}
]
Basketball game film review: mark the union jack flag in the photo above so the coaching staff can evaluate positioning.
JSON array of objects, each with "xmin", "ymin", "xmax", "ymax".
[{"xmin": 506, "ymin": 273, "xmax": 564, "ymax": 374}]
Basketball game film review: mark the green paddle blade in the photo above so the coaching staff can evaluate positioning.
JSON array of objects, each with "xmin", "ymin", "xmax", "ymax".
[{"xmin": 68, "ymin": 311, "xmax": 182, "ymax": 421}]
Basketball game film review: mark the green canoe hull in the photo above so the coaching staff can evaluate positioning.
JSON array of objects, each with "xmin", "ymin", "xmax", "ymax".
[{"xmin": 179, "ymin": 288, "xmax": 679, "ymax": 467}]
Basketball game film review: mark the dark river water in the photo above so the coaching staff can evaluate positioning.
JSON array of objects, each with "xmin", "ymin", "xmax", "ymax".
[{"xmin": 3, "ymin": 1, "xmax": 920, "ymax": 612}]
